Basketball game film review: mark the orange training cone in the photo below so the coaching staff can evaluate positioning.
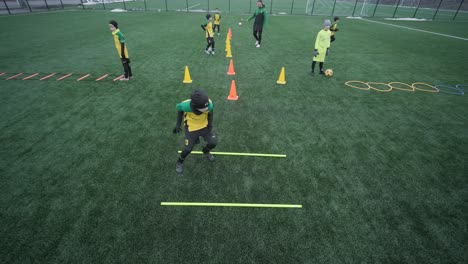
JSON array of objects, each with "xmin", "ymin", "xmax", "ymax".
[
  {"xmin": 276, "ymin": 67, "xmax": 286, "ymax": 85},
  {"xmin": 228, "ymin": 27, "xmax": 232, "ymax": 39},
  {"xmin": 227, "ymin": 59, "xmax": 236, "ymax": 75},
  {"xmin": 183, "ymin": 65, "xmax": 192, "ymax": 83},
  {"xmin": 227, "ymin": 80, "xmax": 239, "ymax": 100}
]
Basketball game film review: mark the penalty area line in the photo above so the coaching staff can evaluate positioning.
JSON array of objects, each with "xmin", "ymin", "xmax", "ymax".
[
  {"xmin": 161, "ymin": 202, "xmax": 302, "ymax": 208},
  {"xmin": 177, "ymin": 150, "xmax": 286, "ymax": 158}
]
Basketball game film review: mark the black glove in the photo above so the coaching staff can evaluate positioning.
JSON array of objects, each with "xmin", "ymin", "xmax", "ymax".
[
  {"xmin": 313, "ymin": 49, "xmax": 319, "ymax": 57},
  {"xmin": 335, "ymin": 28, "xmax": 339, "ymax": 32},
  {"xmin": 326, "ymin": 48, "xmax": 330, "ymax": 56},
  {"xmin": 173, "ymin": 127, "xmax": 181, "ymax": 134}
]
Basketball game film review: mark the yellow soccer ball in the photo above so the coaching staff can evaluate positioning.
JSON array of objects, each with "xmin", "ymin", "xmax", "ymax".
[{"xmin": 324, "ymin": 69, "xmax": 333, "ymax": 77}]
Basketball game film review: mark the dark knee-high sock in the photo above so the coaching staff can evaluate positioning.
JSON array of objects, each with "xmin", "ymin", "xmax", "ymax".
[
  {"xmin": 122, "ymin": 61, "xmax": 130, "ymax": 78},
  {"xmin": 127, "ymin": 62, "xmax": 132, "ymax": 77}
]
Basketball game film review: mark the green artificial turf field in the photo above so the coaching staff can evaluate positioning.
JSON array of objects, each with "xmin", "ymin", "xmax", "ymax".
[{"xmin": 0, "ymin": 9, "xmax": 467, "ymax": 263}]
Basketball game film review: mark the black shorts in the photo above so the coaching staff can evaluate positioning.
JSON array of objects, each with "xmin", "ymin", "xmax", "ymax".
[{"xmin": 184, "ymin": 127, "xmax": 217, "ymax": 150}]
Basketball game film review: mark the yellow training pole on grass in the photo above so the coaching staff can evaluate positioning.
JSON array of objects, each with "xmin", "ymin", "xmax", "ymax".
[
  {"xmin": 161, "ymin": 202, "xmax": 302, "ymax": 208},
  {"xmin": 177, "ymin": 150, "xmax": 286, "ymax": 158}
]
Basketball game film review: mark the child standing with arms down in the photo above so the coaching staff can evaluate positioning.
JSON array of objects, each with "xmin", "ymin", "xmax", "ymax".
[
  {"xmin": 248, "ymin": 0, "xmax": 267, "ymax": 48},
  {"xmin": 213, "ymin": 8, "xmax": 221, "ymax": 36},
  {"xmin": 201, "ymin": 14, "xmax": 215, "ymax": 55},
  {"xmin": 311, "ymin": 19, "xmax": 331, "ymax": 77},
  {"xmin": 108, "ymin": 20, "xmax": 132, "ymax": 81}
]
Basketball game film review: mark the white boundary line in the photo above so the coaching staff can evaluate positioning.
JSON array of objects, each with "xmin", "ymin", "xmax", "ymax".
[
  {"xmin": 360, "ymin": 18, "xmax": 468, "ymax": 41},
  {"xmin": 187, "ymin": 4, "xmax": 201, "ymax": 10}
]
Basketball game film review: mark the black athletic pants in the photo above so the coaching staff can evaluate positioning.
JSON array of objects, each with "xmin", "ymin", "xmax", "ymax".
[{"xmin": 180, "ymin": 127, "xmax": 218, "ymax": 160}]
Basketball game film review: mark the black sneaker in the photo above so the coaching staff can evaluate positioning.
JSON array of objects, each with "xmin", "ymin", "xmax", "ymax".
[
  {"xmin": 319, "ymin": 70, "xmax": 324, "ymax": 75},
  {"xmin": 176, "ymin": 161, "xmax": 184, "ymax": 174},
  {"xmin": 204, "ymin": 152, "xmax": 215, "ymax": 162},
  {"xmin": 311, "ymin": 71, "xmax": 315, "ymax": 77}
]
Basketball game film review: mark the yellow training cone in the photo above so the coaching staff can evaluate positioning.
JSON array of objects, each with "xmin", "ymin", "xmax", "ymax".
[
  {"xmin": 226, "ymin": 46, "xmax": 232, "ymax": 58},
  {"xmin": 276, "ymin": 67, "xmax": 286, "ymax": 84},
  {"xmin": 183, "ymin": 65, "xmax": 192, "ymax": 83}
]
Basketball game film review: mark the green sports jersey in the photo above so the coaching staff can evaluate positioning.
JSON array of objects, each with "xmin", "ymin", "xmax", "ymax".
[
  {"xmin": 214, "ymin": 13, "xmax": 221, "ymax": 25},
  {"xmin": 330, "ymin": 22, "xmax": 338, "ymax": 36},
  {"xmin": 248, "ymin": 6, "xmax": 267, "ymax": 26},
  {"xmin": 176, "ymin": 99, "xmax": 214, "ymax": 132},
  {"xmin": 202, "ymin": 21, "xmax": 214, "ymax": 38},
  {"xmin": 112, "ymin": 29, "xmax": 129, "ymax": 58}
]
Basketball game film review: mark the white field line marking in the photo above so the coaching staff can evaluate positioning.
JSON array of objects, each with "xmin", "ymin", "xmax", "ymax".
[
  {"xmin": 187, "ymin": 4, "xmax": 200, "ymax": 10},
  {"xmin": 360, "ymin": 18, "xmax": 468, "ymax": 41}
]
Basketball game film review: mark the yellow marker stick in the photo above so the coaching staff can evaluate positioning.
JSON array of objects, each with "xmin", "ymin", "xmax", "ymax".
[
  {"xmin": 177, "ymin": 151, "xmax": 286, "ymax": 158},
  {"xmin": 161, "ymin": 202, "xmax": 302, "ymax": 208}
]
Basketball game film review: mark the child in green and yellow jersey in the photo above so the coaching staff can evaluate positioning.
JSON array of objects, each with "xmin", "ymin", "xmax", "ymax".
[
  {"xmin": 201, "ymin": 14, "xmax": 215, "ymax": 55},
  {"xmin": 330, "ymin": 17, "xmax": 339, "ymax": 43},
  {"xmin": 173, "ymin": 89, "xmax": 218, "ymax": 174},
  {"xmin": 108, "ymin": 20, "xmax": 132, "ymax": 81},
  {"xmin": 213, "ymin": 8, "xmax": 221, "ymax": 36}
]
